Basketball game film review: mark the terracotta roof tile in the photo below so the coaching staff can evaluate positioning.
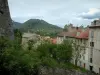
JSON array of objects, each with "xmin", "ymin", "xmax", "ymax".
[
  {"xmin": 58, "ymin": 28, "xmax": 89, "ymax": 39},
  {"xmin": 76, "ymin": 30, "xmax": 89, "ymax": 39}
]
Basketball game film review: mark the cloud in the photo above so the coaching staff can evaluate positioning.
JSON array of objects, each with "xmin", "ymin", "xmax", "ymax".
[
  {"xmin": 79, "ymin": 8, "xmax": 100, "ymax": 19},
  {"xmin": 8, "ymin": 0, "xmax": 100, "ymax": 27}
]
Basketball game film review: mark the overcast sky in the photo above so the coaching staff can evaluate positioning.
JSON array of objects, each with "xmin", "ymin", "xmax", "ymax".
[{"xmin": 8, "ymin": 0, "xmax": 100, "ymax": 27}]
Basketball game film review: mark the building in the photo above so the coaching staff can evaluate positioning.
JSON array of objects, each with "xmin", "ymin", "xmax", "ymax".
[
  {"xmin": 88, "ymin": 19, "xmax": 100, "ymax": 74},
  {"xmin": 57, "ymin": 20, "xmax": 100, "ymax": 73},
  {"xmin": 57, "ymin": 25, "xmax": 90, "ymax": 70},
  {"xmin": 22, "ymin": 33, "xmax": 40, "ymax": 48},
  {"xmin": 75, "ymin": 29, "xmax": 89, "ymax": 70},
  {"xmin": 57, "ymin": 25, "xmax": 82, "ymax": 44},
  {"xmin": 22, "ymin": 33, "xmax": 39, "ymax": 43}
]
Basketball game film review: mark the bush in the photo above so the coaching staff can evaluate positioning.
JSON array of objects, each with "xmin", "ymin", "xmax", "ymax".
[{"xmin": 0, "ymin": 37, "xmax": 74, "ymax": 75}]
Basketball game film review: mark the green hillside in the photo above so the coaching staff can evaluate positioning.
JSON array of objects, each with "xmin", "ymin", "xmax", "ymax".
[
  {"xmin": 21, "ymin": 19, "xmax": 62, "ymax": 31},
  {"xmin": 13, "ymin": 19, "xmax": 62, "ymax": 37},
  {"xmin": 13, "ymin": 21, "xmax": 22, "ymax": 29}
]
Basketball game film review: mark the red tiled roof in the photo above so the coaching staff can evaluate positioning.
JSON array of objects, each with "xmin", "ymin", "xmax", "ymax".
[
  {"xmin": 50, "ymin": 38, "xmax": 57, "ymax": 44},
  {"xmin": 58, "ymin": 29, "xmax": 82, "ymax": 38},
  {"xmin": 76, "ymin": 30, "xmax": 89, "ymax": 39},
  {"xmin": 58, "ymin": 32, "xmax": 75, "ymax": 37},
  {"xmin": 58, "ymin": 28, "xmax": 89, "ymax": 39}
]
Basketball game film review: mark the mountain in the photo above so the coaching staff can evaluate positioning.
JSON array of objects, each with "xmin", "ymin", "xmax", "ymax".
[
  {"xmin": 13, "ymin": 19, "xmax": 63, "ymax": 37},
  {"xmin": 13, "ymin": 21, "xmax": 22, "ymax": 29},
  {"xmin": 21, "ymin": 19, "xmax": 62, "ymax": 31}
]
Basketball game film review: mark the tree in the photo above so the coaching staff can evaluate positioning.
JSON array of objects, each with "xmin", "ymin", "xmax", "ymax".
[
  {"xmin": 27, "ymin": 40, "xmax": 36, "ymax": 50},
  {"xmin": 72, "ymin": 40, "xmax": 86, "ymax": 66},
  {"xmin": 63, "ymin": 24, "xmax": 68, "ymax": 31},
  {"xmin": 0, "ymin": 36, "xmax": 74, "ymax": 75},
  {"xmin": 56, "ymin": 40, "xmax": 73, "ymax": 63},
  {"xmin": 0, "ymin": 38, "xmax": 41, "ymax": 75},
  {"xmin": 14, "ymin": 29, "xmax": 22, "ymax": 44}
]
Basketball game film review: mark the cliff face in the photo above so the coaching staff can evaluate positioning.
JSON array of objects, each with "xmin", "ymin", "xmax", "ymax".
[{"xmin": 0, "ymin": 0, "xmax": 14, "ymax": 39}]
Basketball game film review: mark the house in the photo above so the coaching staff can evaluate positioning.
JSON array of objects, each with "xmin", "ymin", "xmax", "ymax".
[
  {"xmin": 57, "ymin": 25, "xmax": 82, "ymax": 44},
  {"xmin": 57, "ymin": 24, "xmax": 90, "ymax": 70},
  {"xmin": 88, "ymin": 19, "xmax": 100, "ymax": 74},
  {"xmin": 57, "ymin": 19, "xmax": 100, "ymax": 74},
  {"xmin": 22, "ymin": 33, "xmax": 40, "ymax": 48},
  {"xmin": 51, "ymin": 38, "xmax": 57, "ymax": 44},
  {"xmin": 22, "ymin": 33, "xmax": 40, "ymax": 43},
  {"xmin": 75, "ymin": 29, "xmax": 89, "ymax": 70}
]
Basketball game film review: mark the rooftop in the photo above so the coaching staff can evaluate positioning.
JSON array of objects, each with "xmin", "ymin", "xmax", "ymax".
[
  {"xmin": 58, "ymin": 26, "xmax": 89, "ymax": 39},
  {"xmin": 89, "ymin": 19, "xmax": 100, "ymax": 28},
  {"xmin": 23, "ymin": 33, "xmax": 38, "ymax": 38},
  {"xmin": 76, "ymin": 29, "xmax": 89, "ymax": 39}
]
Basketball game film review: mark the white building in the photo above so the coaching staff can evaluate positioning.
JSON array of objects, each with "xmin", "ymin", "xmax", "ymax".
[
  {"xmin": 57, "ymin": 26, "xmax": 90, "ymax": 71},
  {"xmin": 88, "ymin": 19, "xmax": 100, "ymax": 74},
  {"xmin": 22, "ymin": 33, "xmax": 40, "ymax": 48},
  {"xmin": 75, "ymin": 29, "xmax": 89, "ymax": 70}
]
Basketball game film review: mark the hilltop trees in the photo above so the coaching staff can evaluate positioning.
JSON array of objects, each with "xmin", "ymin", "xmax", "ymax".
[{"xmin": 63, "ymin": 24, "xmax": 68, "ymax": 31}]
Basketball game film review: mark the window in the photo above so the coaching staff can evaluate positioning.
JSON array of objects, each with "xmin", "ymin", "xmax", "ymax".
[
  {"xmin": 0, "ymin": 10, "xmax": 4, "ymax": 14},
  {"xmin": 80, "ymin": 61, "xmax": 81, "ymax": 66},
  {"xmin": 94, "ymin": 20, "xmax": 96, "ymax": 25},
  {"xmin": 83, "ymin": 55, "xmax": 85, "ymax": 60},
  {"xmin": 84, "ymin": 63, "xmax": 86, "ymax": 68},
  {"xmin": 91, "ymin": 31, "xmax": 94, "ymax": 38},
  {"xmin": 90, "ymin": 66, "xmax": 93, "ymax": 71},
  {"xmin": 90, "ymin": 42, "xmax": 94, "ymax": 47},
  {"xmin": 90, "ymin": 58, "xmax": 92, "ymax": 63}
]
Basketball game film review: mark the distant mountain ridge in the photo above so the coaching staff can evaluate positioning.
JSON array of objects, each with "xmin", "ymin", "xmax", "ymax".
[
  {"xmin": 13, "ymin": 19, "xmax": 62, "ymax": 32},
  {"xmin": 13, "ymin": 21, "xmax": 22, "ymax": 29}
]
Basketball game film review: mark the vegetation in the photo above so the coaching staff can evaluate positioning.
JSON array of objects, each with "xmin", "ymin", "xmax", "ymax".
[
  {"xmin": 0, "ymin": 35, "xmax": 75, "ymax": 75},
  {"xmin": 13, "ymin": 19, "xmax": 62, "ymax": 37},
  {"xmin": 63, "ymin": 24, "xmax": 68, "ymax": 31},
  {"xmin": 0, "ymin": 29, "xmax": 87, "ymax": 74},
  {"xmin": 72, "ymin": 41, "xmax": 86, "ymax": 66}
]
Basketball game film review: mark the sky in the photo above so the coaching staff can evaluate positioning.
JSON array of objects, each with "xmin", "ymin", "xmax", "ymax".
[{"xmin": 8, "ymin": 0, "xmax": 100, "ymax": 27}]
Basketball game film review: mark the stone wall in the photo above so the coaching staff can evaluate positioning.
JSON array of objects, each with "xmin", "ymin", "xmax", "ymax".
[
  {"xmin": 0, "ymin": 0, "xmax": 14, "ymax": 39},
  {"xmin": 39, "ymin": 67, "xmax": 97, "ymax": 75}
]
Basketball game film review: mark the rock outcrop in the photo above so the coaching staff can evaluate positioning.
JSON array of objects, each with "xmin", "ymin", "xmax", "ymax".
[
  {"xmin": 39, "ymin": 67, "xmax": 97, "ymax": 75},
  {"xmin": 0, "ymin": 0, "xmax": 14, "ymax": 39}
]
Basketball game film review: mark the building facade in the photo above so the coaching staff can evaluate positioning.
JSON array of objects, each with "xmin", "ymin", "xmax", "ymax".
[
  {"xmin": 75, "ymin": 29, "xmax": 89, "ymax": 70},
  {"xmin": 57, "ymin": 20, "xmax": 100, "ymax": 74},
  {"xmin": 88, "ymin": 19, "xmax": 100, "ymax": 74},
  {"xmin": 57, "ymin": 25, "xmax": 90, "ymax": 71}
]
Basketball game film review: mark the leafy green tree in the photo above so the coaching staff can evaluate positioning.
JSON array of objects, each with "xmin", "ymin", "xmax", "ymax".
[
  {"xmin": 14, "ymin": 29, "xmax": 22, "ymax": 44},
  {"xmin": 0, "ymin": 36, "xmax": 73, "ymax": 75},
  {"xmin": 56, "ymin": 41, "xmax": 73, "ymax": 63},
  {"xmin": 27, "ymin": 40, "xmax": 36, "ymax": 50},
  {"xmin": 72, "ymin": 41, "xmax": 86, "ymax": 66},
  {"xmin": 63, "ymin": 24, "xmax": 68, "ymax": 31}
]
